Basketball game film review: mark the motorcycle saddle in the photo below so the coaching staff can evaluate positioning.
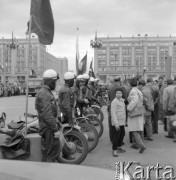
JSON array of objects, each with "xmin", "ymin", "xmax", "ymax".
[{"xmin": 7, "ymin": 121, "xmax": 25, "ymax": 130}]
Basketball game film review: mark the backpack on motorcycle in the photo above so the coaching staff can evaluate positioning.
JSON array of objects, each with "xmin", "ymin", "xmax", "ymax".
[{"xmin": 0, "ymin": 136, "xmax": 30, "ymax": 160}]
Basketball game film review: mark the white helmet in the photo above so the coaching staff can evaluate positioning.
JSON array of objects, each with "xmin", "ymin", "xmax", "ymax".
[
  {"xmin": 83, "ymin": 73, "xmax": 90, "ymax": 80},
  {"xmin": 77, "ymin": 75, "xmax": 84, "ymax": 80},
  {"xmin": 89, "ymin": 77, "xmax": 95, "ymax": 82},
  {"xmin": 43, "ymin": 69, "xmax": 59, "ymax": 80},
  {"xmin": 64, "ymin": 72, "xmax": 75, "ymax": 80}
]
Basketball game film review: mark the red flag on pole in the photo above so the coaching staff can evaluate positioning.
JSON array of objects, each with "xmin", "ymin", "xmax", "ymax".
[
  {"xmin": 29, "ymin": 0, "xmax": 54, "ymax": 45},
  {"xmin": 89, "ymin": 59, "xmax": 95, "ymax": 78},
  {"xmin": 78, "ymin": 54, "xmax": 87, "ymax": 75}
]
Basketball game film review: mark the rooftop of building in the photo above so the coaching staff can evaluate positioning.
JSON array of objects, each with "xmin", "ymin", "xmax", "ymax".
[{"xmin": 97, "ymin": 35, "xmax": 176, "ymax": 42}]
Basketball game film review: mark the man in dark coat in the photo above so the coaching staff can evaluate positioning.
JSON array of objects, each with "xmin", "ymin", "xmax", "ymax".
[
  {"xmin": 35, "ymin": 69, "xmax": 60, "ymax": 162},
  {"xmin": 58, "ymin": 72, "xmax": 75, "ymax": 125}
]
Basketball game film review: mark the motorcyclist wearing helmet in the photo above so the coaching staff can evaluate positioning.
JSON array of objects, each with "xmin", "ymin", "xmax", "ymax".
[
  {"xmin": 82, "ymin": 73, "xmax": 90, "ymax": 86},
  {"xmin": 75, "ymin": 74, "xmax": 92, "ymax": 117},
  {"xmin": 88, "ymin": 77, "xmax": 101, "ymax": 106},
  {"xmin": 96, "ymin": 81, "xmax": 104, "ymax": 97},
  {"xmin": 58, "ymin": 72, "xmax": 75, "ymax": 125},
  {"xmin": 75, "ymin": 74, "xmax": 84, "ymax": 90},
  {"xmin": 35, "ymin": 69, "xmax": 60, "ymax": 162}
]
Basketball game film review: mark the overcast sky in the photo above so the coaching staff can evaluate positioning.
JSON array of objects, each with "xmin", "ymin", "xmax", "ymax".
[{"xmin": 0, "ymin": 0, "xmax": 176, "ymax": 72}]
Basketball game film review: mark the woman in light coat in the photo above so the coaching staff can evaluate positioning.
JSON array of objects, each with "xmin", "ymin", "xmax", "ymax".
[{"xmin": 127, "ymin": 78, "xmax": 146, "ymax": 153}]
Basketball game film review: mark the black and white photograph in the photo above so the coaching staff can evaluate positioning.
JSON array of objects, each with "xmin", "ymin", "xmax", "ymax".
[{"xmin": 0, "ymin": 0, "xmax": 176, "ymax": 179}]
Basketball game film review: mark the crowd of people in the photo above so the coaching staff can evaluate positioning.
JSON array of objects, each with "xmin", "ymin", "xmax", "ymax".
[
  {"xmin": 1, "ymin": 68, "xmax": 175, "ymax": 162},
  {"xmin": 34, "ymin": 69, "xmax": 176, "ymax": 161},
  {"xmin": 107, "ymin": 75, "xmax": 176, "ymax": 157},
  {"xmin": 0, "ymin": 82, "xmax": 26, "ymax": 97}
]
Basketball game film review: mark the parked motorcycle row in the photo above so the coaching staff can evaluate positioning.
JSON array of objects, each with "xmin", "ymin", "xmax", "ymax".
[{"xmin": 0, "ymin": 98, "xmax": 106, "ymax": 164}]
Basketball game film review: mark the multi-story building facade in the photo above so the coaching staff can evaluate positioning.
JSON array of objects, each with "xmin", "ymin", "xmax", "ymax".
[
  {"xmin": 91, "ymin": 36, "xmax": 176, "ymax": 83},
  {"xmin": 0, "ymin": 37, "xmax": 68, "ymax": 85}
]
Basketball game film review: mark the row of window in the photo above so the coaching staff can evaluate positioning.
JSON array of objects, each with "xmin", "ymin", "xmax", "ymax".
[
  {"xmin": 102, "ymin": 42, "xmax": 170, "ymax": 47},
  {"xmin": 98, "ymin": 48, "xmax": 169, "ymax": 54},
  {"xmin": 97, "ymin": 66, "xmax": 176, "ymax": 73},
  {"xmin": 98, "ymin": 54, "xmax": 171, "ymax": 62},
  {"xmin": 98, "ymin": 59, "xmax": 174, "ymax": 66}
]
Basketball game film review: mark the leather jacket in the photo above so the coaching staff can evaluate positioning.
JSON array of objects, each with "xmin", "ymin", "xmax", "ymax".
[
  {"xmin": 75, "ymin": 86, "xmax": 92, "ymax": 104},
  {"xmin": 35, "ymin": 85, "xmax": 58, "ymax": 136},
  {"xmin": 58, "ymin": 84, "xmax": 74, "ymax": 120}
]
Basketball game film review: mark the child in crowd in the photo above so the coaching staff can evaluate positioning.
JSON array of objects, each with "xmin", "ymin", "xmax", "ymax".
[{"xmin": 111, "ymin": 89, "xmax": 126, "ymax": 157}]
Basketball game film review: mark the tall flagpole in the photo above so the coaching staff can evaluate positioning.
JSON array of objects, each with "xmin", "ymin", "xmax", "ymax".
[
  {"xmin": 24, "ymin": 14, "xmax": 32, "ymax": 138},
  {"xmin": 76, "ymin": 27, "xmax": 79, "ymax": 75}
]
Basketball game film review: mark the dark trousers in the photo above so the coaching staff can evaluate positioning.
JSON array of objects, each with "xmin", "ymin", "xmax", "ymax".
[
  {"xmin": 112, "ymin": 126, "xmax": 125, "ymax": 150},
  {"xmin": 129, "ymin": 132, "xmax": 133, "ymax": 143},
  {"xmin": 152, "ymin": 103, "xmax": 159, "ymax": 133},
  {"xmin": 164, "ymin": 111, "xmax": 176, "ymax": 138},
  {"xmin": 41, "ymin": 129, "xmax": 60, "ymax": 162},
  {"xmin": 108, "ymin": 112, "xmax": 113, "ymax": 142},
  {"xmin": 132, "ymin": 131, "xmax": 145, "ymax": 148}
]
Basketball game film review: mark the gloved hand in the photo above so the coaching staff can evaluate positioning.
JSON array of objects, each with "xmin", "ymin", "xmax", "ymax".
[{"xmin": 54, "ymin": 131, "xmax": 61, "ymax": 138}]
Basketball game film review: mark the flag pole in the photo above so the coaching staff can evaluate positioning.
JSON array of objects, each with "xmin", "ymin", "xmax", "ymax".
[
  {"xmin": 24, "ymin": 15, "xmax": 32, "ymax": 138},
  {"xmin": 76, "ymin": 27, "xmax": 79, "ymax": 75}
]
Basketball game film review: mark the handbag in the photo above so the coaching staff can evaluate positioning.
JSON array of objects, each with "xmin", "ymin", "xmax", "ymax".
[
  {"xmin": 129, "ymin": 106, "xmax": 145, "ymax": 118},
  {"xmin": 128, "ymin": 88, "xmax": 145, "ymax": 118}
]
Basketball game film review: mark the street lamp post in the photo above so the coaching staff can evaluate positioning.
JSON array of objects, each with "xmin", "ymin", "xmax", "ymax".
[
  {"xmin": 90, "ymin": 31, "xmax": 102, "ymax": 79},
  {"xmin": 5, "ymin": 31, "xmax": 19, "ymax": 83}
]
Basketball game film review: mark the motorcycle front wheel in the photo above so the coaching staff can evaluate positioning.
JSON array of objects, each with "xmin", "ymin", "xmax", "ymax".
[
  {"xmin": 78, "ymin": 123, "xmax": 99, "ymax": 152},
  {"xmin": 91, "ymin": 107, "xmax": 104, "ymax": 122},
  {"xmin": 57, "ymin": 129, "xmax": 88, "ymax": 164},
  {"xmin": 86, "ymin": 115, "xmax": 104, "ymax": 138}
]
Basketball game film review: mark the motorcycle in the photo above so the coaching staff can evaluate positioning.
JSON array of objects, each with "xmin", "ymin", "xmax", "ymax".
[
  {"xmin": 59, "ymin": 113, "xmax": 99, "ymax": 152},
  {"xmin": 76, "ymin": 107, "xmax": 104, "ymax": 138},
  {"xmin": 0, "ymin": 113, "xmax": 89, "ymax": 164}
]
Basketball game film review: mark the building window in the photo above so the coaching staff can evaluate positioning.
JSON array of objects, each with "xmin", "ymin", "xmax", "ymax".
[
  {"xmin": 98, "ymin": 60, "xmax": 106, "ymax": 66},
  {"xmin": 98, "ymin": 49, "xmax": 106, "ymax": 54},
  {"xmin": 110, "ymin": 48, "xmax": 119, "ymax": 54}
]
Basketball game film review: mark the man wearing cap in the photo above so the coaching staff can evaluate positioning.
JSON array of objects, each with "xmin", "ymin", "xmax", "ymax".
[
  {"xmin": 107, "ymin": 76, "xmax": 127, "ymax": 143},
  {"xmin": 35, "ymin": 69, "xmax": 60, "ymax": 162}
]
